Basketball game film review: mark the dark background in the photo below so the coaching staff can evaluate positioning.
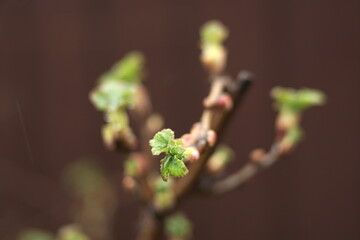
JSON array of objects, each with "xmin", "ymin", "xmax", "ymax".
[{"xmin": 0, "ymin": 0, "xmax": 359, "ymax": 239}]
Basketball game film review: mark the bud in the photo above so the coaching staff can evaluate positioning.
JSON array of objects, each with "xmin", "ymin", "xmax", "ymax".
[
  {"xmin": 207, "ymin": 145, "xmax": 234, "ymax": 173},
  {"xmin": 206, "ymin": 130, "xmax": 217, "ymax": 146},
  {"xmin": 203, "ymin": 93, "xmax": 233, "ymax": 110},
  {"xmin": 181, "ymin": 134, "xmax": 195, "ymax": 146},
  {"xmin": 279, "ymin": 127, "xmax": 303, "ymax": 154},
  {"xmin": 165, "ymin": 213, "xmax": 193, "ymax": 240},
  {"xmin": 146, "ymin": 113, "xmax": 164, "ymax": 133},
  {"xmin": 122, "ymin": 176, "xmax": 136, "ymax": 191},
  {"xmin": 250, "ymin": 148, "xmax": 266, "ymax": 163},
  {"xmin": 276, "ymin": 111, "xmax": 299, "ymax": 132},
  {"xmin": 184, "ymin": 147, "xmax": 200, "ymax": 162},
  {"xmin": 217, "ymin": 93, "xmax": 233, "ymax": 110},
  {"xmin": 200, "ymin": 44, "xmax": 227, "ymax": 74}
]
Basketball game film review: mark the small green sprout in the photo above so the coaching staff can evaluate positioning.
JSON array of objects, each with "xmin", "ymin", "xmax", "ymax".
[
  {"xmin": 207, "ymin": 145, "xmax": 234, "ymax": 173},
  {"xmin": 271, "ymin": 87, "xmax": 326, "ymax": 113},
  {"xmin": 271, "ymin": 87, "xmax": 326, "ymax": 151},
  {"xmin": 149, "ymin": 129, "xmax": 189, "ymax": 181},
  {"xmin": 165, "ymin": 213, "xmax": 193, "ymax": 240},
  {"xmin": 124, "ymin": 157, "xmax": 138, "ymax": 177},
  {"xmin": 90, "ymin": 51, "xmax": 145, "ymax": 148}
]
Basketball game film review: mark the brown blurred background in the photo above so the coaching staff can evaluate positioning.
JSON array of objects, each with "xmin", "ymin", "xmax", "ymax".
[{"xmin": 0, "ymin": 0, "xmax": 359, "ymax": 239}]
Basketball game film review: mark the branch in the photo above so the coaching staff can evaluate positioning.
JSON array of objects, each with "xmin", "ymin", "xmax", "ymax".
[
  {"xmin": 173, "ymin": 70, "xmax": 254, "ymax": 200},
  {"xmin": 200, "ymin": 141, "xmax": 283, "ymax": 195}
]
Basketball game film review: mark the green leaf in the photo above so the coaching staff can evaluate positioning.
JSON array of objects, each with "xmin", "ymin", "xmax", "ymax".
[
  {"xmin": 165, "ymin": 213, "xmax": 193, "ymax": 239},
  {"xmin": 200, "ymin": 20, "xmax": 228, "ymax": 45},
  {"xmin": 111, "ymin": 51, "xmax": 145, "ymax": 83},
  {"xmin": 90, "ymin": 81, "xmax": 136, "ymax": 111},
  {"xmin": 18, "ymin": 229, "xmax": 55, "ymax": 240},
  {"xmin": 296, "ymin": 88, "xmax": 326, "ymax": 108},
  {"xmin": 271, "ymin": 87, "xmax": 326, "ymax": 113},
  {"xmin": 149, "ymin": 129, "xmax": 175, "ymax": 155},
  {"xmin": 160, "ymin": 156, "xmax": 188, "ymax": 181},
  {"xmin": 167, "ymin": 139, "xmax": 186, "ymax": 160}
]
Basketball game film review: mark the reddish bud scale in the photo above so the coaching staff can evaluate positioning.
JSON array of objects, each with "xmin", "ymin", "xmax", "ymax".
[
  {"xmin": 217, "ymin": 94, "xmax": 233, "ymax": 110},
  {"xmin": 276, "ymin": 113, "xmax": 299, "ymax": 133},
  {"xmin": 206, "ymin": 130, "xmax": 217, "ymax": 146},
  {"xmin": 181, "ymin": 134, "xmax": 195, "ymax": 147},
  {"xmin": 203, "ymin": 94, "xmax": 233, "ymax": 110},
  {"xmin": 250, "ymin": 148, "xmax": 266, "ymax": 163},
  {"xmin": 190, "ymin": 122, "xmax": 203, "ymax": 137},
  {"xmin": 122, "ymin": 176, "xmax": 136, "ymax": 191}
]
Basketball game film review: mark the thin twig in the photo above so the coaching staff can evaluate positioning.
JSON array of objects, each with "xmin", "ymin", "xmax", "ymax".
[{"xmin": 201, "ymin": 142, "xmax": 283, "ymax": 195}]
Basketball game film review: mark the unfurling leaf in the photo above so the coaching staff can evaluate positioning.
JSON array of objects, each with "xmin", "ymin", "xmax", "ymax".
[
  {"xmin": 160, "ymin": 156, "xmax": 188, "ymax": 181},
  {"xmin": 150, "ymin": 129, "xmax": 190, "ymax": 181},
  {"xmin": 90, "ymin": 81, "xmax": 136, "ymax": 111},
  {"xmin": 271, "ymin": 87, "xmax": 326, "ymax": 113},
  {"xmin": 111, "ymin": 51, "xmax": 145, "ymax": 84},
  {"xmin": 149, "ymin": 128, "xmax": 175, "ymax": 155}
]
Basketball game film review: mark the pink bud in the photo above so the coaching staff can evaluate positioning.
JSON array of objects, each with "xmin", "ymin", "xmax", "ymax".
[
  {"xmin": 216, "ymin": 94, "xmax": 233, "ymax": 110},
  {"xmin": 185, "ymin": 147, "xmax": 200, "ymax": 162},
  {"xmin": 181, "ymin": 134, "xmax": 195, "ymax": 146},
  {"xmin": 250, "ymin": 148, "xmax": 266, "ymax": 163},
  {"xmin": 207, "ymin": 130, "xmax": 217, "ymax": 146},
  {"xmin": 203, "ymin": 97, "xmax": 213, "ymax": 108},
  {"xmin": 122, "ymin": 176, "xmax": 136, "ymax": 191}
]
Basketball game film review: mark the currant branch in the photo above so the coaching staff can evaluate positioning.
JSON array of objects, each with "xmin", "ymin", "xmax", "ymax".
[
  {"xmin": 200, "ymin": 87, "xmax": 326, "ymax": 194},
  {"xmin": 87, "ymin": 19, "xmax": 326, "ymax": 240}
]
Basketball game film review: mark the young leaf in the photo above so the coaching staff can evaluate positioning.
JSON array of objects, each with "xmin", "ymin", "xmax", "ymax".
[
  {"xmin": 160, "ymin": 156, "xmax": 188, "ymax": 181},
  {"xmin": 271, "ymin": 87, "xmax": 326, "ymax": 113},
  {"xmin": 111, "ymin": 51, "xmax": 145, "ymax": 84},
  {"xmin": 90, "ymin": 81, "xmax": 136, "ymax": 111},
  {"xmin": 149, "ymin": 129, "xmax": 175, "ymax": 155}
]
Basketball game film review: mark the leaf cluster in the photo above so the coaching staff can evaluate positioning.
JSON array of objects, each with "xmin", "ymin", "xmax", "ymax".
[
  {"xmin": 89, "ymin": 51, "xmax": 145, "ymax": 146},
  {"xmin": 90, "ymin": 51, "xmax": 144, "ymax": 112},
  {"xmin": 149, "ymin": 129, "xmax": 189, "ymax": 181},
  {"xmin": 271, "ymin": 87, "xmax": 326, "ymax": 113}
]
